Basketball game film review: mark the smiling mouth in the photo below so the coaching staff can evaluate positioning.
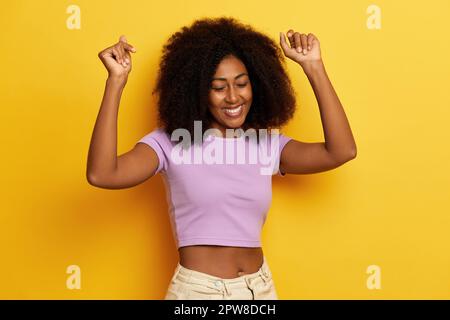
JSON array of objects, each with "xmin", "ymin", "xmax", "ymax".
[{"xmin": 223, "ymin": 103, "xmax": 244, "ymax": 117}]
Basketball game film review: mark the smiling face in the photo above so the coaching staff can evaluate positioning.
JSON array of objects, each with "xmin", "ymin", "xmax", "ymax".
[{"xmin": 208, "ymin": 55, "xmax": 253, "ymax": 137}]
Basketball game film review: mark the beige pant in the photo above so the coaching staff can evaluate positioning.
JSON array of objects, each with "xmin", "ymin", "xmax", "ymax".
[{"xmin": 164, "ymin": 256, "xmax": 278, "ymax": 300}]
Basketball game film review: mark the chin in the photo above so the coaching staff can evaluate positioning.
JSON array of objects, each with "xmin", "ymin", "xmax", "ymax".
[{"xmin": 223, "ymin": 117, "xmax": 246, "ymax": 129}]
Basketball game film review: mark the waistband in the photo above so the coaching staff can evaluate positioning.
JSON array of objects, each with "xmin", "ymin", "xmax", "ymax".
[{"xmin": 171, "ymin": 256, "xmax": 273, "ymax": 293}]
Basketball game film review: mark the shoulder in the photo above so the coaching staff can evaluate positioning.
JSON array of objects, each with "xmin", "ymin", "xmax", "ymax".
[
  {"xmin": 136, "ymin": 127, "xmax": 177, "ymax": 155},
  {"xmin": 139, "ymin": 127, "xmax": 172, "ymax": 144},
  {"xmin": 148, "ymin": 127, "xmax": 171, "ymax": 140},
  {"xmin": 267, "ymin": 129, "xmax": 293, "ymax": 149}
]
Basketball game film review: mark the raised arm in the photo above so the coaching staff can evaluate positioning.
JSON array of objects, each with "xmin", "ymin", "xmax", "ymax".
[
  {"xmin": 86, "ymin": 35, "xmax": 159, "ymax": 189},
  {"xmin": 279, "ymin": 30, "xmax": 357, "ymax": 175}
]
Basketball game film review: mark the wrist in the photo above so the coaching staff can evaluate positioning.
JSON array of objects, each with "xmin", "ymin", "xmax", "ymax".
[
  {"xmin": 107, "ymin": 74, "xmax": 128, "ymax": 87},
  {"xmin": 300, "ymin": 59, "xmax": 325, "ymax": 76}
]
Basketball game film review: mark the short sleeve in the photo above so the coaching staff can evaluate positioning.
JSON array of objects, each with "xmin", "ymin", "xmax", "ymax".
[
  {"xmin": 274, "ymin": 132, "xmax": 293, "ymax": 177},
  {"xmin": 135, "ymin": 128, "xmax": 169, "ymax": 176}
]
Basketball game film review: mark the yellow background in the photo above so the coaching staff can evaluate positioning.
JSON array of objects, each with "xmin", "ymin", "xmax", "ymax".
[{"xmin": 1, "ymin": 0, "xmax": 449, "ymax": 299}]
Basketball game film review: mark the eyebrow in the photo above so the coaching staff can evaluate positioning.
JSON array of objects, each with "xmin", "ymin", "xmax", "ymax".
[{"xmin": 212, "ymin": 73, "xmax": 248, "ymax": 81}]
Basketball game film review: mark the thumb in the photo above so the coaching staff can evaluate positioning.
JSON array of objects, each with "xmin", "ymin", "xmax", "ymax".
[
  {"xmin": 279, "ymin": 32, "xmax": 290, "ymax": 54},
  {"xmin": 119, "ymin": 35, "xmax": 128, "ymax": 43}
]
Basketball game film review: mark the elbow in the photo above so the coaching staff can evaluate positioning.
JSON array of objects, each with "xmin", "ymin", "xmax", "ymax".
[
  {"xmin": 86, "ymin": 171, "xmax": 118, "ymax": 189},
  {"xmin": 86, "ymin": 171, "xmax": 99, "ymax": 186},
  {"xmin": 344, "ymin": 142, "xmax": 357, "ymax": 160},
  {"xmin": 344, "ymin": 148, "xmax": 357, "ymax": 162},
  {"xmin": 348, "ymin": 147, "xmax": 357, "ymax": 159},
  {"xmin": 333, "ymin": 148, "xmax": 357, "ymax": 165},
  {"xmin": 86, "ymin": 174, "xmax": 96, "ymax": 186}
]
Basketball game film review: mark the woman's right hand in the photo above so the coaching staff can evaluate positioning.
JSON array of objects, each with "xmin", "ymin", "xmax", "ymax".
[{"xmin": 98, "ymin": 35, "xmax": 137, "ymax": 81}]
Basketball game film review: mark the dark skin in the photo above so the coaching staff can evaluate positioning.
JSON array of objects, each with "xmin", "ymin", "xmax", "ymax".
[
  {"xmin": 90, "ymin": 36, "xmax": 262, "ymax": 278},
  {"xmin": 179, "ymin": 55, "xmax": 261, "ymax": 278},
  {"xmin": 88, "ymin": 31, "xmax": 356, "ymax": 279},
  {"xmin": 181, "ymin": 30, "xmax": 356, "ymax": 278},
  {"xmin": 179, "ymin": 246, "xmax": 264, "ymax": 278}
]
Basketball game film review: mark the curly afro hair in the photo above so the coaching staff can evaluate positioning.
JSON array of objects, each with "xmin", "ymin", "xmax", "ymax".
[{"xmin": 152, "ymin": 16, "xmax": 297, "ymax": 144}]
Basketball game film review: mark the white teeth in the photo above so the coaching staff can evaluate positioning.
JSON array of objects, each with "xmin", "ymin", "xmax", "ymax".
[{"xmin": 224, "ymin": 104, "xmax": 243, "ymax": 116}]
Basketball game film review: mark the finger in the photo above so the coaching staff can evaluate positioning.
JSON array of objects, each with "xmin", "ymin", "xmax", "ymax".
[
  {"xmin": 123, "ymin": 43, "xmax": 137, "ymax": 53},
  {"xmin": 102, "ymin": 46, "xmax": 116, "ymax": 58},
  {"xmin": 98, "ymin": 49, "xmax": 107, "ymax": 59},
  {"xmin": 286, "ymin": 29, "xmax": 295, "ymax": 48},
  {"xmin": 112, "ymin": 47, "xmax": 122, "ymax": 64},
  {"xmin": 293, "ymin": 32, "xmax": 302, "ymax": 53},
  {"xmin": 117, "ymin": 44, "xmax": 127, "ymax": 66},
  {"xmin": 123, "ymin": 50, "xmax": 131, "ymax": 65},
  {"xmin": 307, "ymin": 33, "xmax": 313, "ymax": 50},
  {"xmin": 121, "ymin": 46, "xmax": 130, "ymax": 67},
  {"xmin": 123, "ymin": 51, "xmax": 131, "ymax": 65},
  {"xmin": 119, "ymin": 35, "xmax": 128, "ymax": 43},
  {"xmin": 279, "ymin": 32, "xmax": 290, "ymax": 53},
  {"xmin": 300, "ymin": 34, "xmax": 308, "ymax": 54}
]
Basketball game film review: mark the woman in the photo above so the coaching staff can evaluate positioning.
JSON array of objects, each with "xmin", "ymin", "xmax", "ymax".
[{"xmin": 87, "ymin": 17, "xmax": 357, "ymax": 300}]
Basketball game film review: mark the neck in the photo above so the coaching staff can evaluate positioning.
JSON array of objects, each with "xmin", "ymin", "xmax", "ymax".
[{"xmin": 209, "ymin": 123, "xmax": 229, "ymax": 138}]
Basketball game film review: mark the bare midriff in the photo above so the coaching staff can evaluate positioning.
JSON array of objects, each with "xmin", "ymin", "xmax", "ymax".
[{"xmin": 178, "ymin": 245, "xmax": 264, "ymax": 279}]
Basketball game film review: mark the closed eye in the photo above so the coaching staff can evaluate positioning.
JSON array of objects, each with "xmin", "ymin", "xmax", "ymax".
[{"xmin": 212, "ymin": 83, "xmax": 248, "ymax": 91}]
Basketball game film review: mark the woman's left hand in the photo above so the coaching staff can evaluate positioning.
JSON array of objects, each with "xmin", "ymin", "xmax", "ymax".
[{"xmin": 279, "ymin": 30, "xmax": 322, "ymax": 69}]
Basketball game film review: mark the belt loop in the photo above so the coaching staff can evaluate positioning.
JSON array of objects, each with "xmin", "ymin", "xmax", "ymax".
[
  {"xmin": 260, "ymin": 272, "xmax": 268, "ymax": 284},
  {"xmin": 221, "ymin": 280, "xmax": 231, "ymax": 297},
  {"xmin": 263, "ymin": 257, "xmax": 271, "ymax": 277},
  {"xmin": 260, "ymin": 264, "xmax": 270, "ymax": 284}
]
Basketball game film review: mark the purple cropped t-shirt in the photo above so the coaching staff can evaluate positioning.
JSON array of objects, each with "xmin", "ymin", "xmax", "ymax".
[{"xmin": 136, "ymin": 128, "xmax": 292, "ymax": 249}]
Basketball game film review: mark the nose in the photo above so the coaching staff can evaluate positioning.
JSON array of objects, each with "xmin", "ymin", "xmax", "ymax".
[{"xmin": 225, "ymin": 86, "xmax": 239, "ymax": 105}]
